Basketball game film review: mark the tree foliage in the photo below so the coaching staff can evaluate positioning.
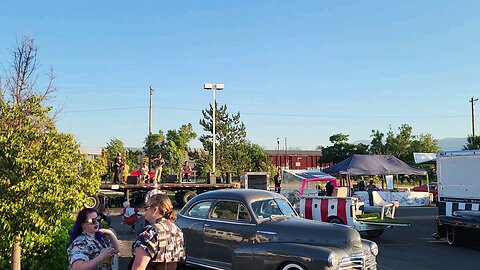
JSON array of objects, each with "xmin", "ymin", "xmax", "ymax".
[
  {"xmin": 143, "ymin": 131, "xmax": 165, "ymax": 162},
  {"xmin": 463, "ymin": 135, "xmax": 480, "ymax": 150},
  {"xmin": 370, "ymin": 124, "xmax": 440, "ymax": 164},
  {"xmin": 105, "ymin": 138, "xmax": 126, "ymax": 162},
  {"xmin": 197, "ymin": 102, "xmax": 274, "ymax": 178},
  {"xmin": 199, "ymin": 102, "xmax": 246, "ymax": 174},
  {"xmin": 319, "ymin": 133, "xmax": 369, "ymax": 164},
  {"xmin": 369, "ymin": 130, "xmax": 385, "ymax": 155},
  {"xmin": 142, "ymin": 125, "xmax": 197, "ymax": 177},
  {"xmin": 103, "ymin": 138, "xmax": 139, "ymax": 173},
  {"xmin": 162, "ymin": 124, "xmax": 197, "ymax": 175},
  {"xmin": 0, "ymin": 37, "xmax": 103, "ymax": 267}
]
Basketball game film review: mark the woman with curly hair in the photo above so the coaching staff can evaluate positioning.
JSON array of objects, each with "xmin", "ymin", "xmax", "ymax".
[{"xmin": 129, "ymin": 194, "xmax": 185, "ymax": 270}]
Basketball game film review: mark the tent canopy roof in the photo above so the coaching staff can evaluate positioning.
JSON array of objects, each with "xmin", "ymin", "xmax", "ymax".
[
  {"xmin": 322, "ymin": 154, "xmax": 427, "ymax": 176},
  {"xmin": 283, "ymin": 169, "xmax": 336, "ymax": 181}
]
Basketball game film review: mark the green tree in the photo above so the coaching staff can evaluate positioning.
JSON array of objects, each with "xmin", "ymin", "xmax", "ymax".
[
  {"xmin": 105, "ymin": 138, "xmax": 126, "ymax": 163},
  {"xmin": 242, "ymin": 141, "xmax": 277, "ymax": 175},
  {"xmin": 103, "ymin": 138, "xmax": 139, "ymax": 174},
  {"xmin": 162, "ymin": 124, "xmax": 197, "ymax": 176},
  {"xmin": 410, "ymin": 134, "xmax": 441, "ymax": 154},
  {"xmin": 125, "ymin": 149, "xmax": 141, "ymax": 172},
  {"xmin": 369, "ymin": 130, "xmax": 385, "ymax": 154},
  {"xmin": 199, "ymin": 102, "xmax": 247, "ymax": 174},
  {"xmin": 143, "ymin": 130, "xmax": 165, "ymax": 163},
  {"xmin": 197, "ymin": 102, "xmax": 273, "ymax": 178},
  {"xmin": 320, "ymin": 133, "xmax": 369, "ymax": 164},
  {"xmin": 0, "ymin": 37, "xmax": 103, "ymax": 268},
  {"xmin": 384, "ymin": 124, "xmax": 440, "ymax": 164},
  {"xmin": 385, "ymin": 124, "xmax": 412, "ymax": 162},
  {"xmin": 463, "ymin": 135, "xmax": 480, "ymax": 150}
]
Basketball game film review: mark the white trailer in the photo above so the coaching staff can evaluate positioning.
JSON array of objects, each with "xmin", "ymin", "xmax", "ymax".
[{"xmin": 434, "ymin": 150, "xmax": 480, "ymax": 245}]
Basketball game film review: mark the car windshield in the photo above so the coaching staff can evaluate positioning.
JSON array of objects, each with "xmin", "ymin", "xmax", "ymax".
[{"xmin": 251, "ymin": 198, "xmax": 297, "ymax": 219}]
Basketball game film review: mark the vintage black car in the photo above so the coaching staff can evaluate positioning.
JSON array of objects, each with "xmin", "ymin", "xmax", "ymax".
[
  {"xmin": 435, "ymin": 210, "xmax": 480, "ymax": 246},
  {"xmin": 176, "ymin": 189, "xmax": 378, "ymax": 270}
]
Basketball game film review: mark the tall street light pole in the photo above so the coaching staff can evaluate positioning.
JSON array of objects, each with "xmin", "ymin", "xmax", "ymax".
[
  {"xmin": 204, "ymin": 83, "xmax": 224, "ymax": 175},
  {"xmin": 149, "ymin": 85, "xmax": 153, "ymax": 135}
]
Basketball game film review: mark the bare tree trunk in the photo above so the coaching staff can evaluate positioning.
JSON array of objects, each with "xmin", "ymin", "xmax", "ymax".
[{"xmin": 11, "ymin": 234, "xmax": 21, "ymax": 270}]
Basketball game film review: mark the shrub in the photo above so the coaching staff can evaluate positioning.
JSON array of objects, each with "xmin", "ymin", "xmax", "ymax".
[{"xmin": 21, "ymin": 218, "xmax": 72, "ymax": 270}]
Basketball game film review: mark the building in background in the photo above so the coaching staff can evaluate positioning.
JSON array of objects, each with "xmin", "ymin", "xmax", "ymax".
[{"xmin": 266, "ymin": 149, "xmax": 324, "ymax": 170}]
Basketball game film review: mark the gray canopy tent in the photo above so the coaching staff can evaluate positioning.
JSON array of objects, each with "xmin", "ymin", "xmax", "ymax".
[{"xmin": 323, "ymin": 154, "xmax": 428, "ymax": 193}]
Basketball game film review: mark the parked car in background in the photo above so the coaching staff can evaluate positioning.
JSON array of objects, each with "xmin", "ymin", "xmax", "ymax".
[
  {"xmin": 176, "ymin": 189, "xmax": 378, "ymax": 270},
  {"xmin": 412, "ymin": 182, "xmax": 438, "ymax": 202}
]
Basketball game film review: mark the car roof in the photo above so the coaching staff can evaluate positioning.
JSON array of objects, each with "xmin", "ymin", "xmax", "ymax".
[{"xmin": 192, "ymin": 189, "xmax": 284, "ymax": 203}]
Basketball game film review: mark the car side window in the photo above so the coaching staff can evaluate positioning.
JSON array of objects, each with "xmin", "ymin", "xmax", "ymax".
[
  {"xmin": 186, "ymin": 201, "xmax": 212, "ymax": 219},
  {"xmin": 237, "ymin": 203, "xmax": 251, "ymax": 222},
  {"xmin": 210, "ymin": 201, "xmax": 251, "ymax": 222},
  {"xmin": 252, "ymin": 199, "xmax": 282, "ymax": 219}
]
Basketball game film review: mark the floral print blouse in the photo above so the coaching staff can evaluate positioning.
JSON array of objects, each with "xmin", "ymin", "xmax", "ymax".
[{"xmin": 67, "ymin": 232, "xmax": 113, "ymax": 270}]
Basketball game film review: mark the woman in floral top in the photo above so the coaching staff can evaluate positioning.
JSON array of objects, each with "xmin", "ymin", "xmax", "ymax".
[
  {"xmin": 130, "ymin": 194, "xmax": 185, "ymax": 270},
  {"xmin": 68, "ymin": 207, "xmax": 120, "ymax": 270}
]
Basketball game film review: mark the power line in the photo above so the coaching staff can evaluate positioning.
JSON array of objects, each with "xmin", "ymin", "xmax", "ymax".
[
  {"xmin": 61, "ymin": 106, "xmax": 147, "ymax": 113},
  {"xmin": 59, "ymin": 105, "xmax": 470, "ymax": 119},
  {"xmin": 240, "ymin": 112, "xmax": 468, "ymax": 119}
]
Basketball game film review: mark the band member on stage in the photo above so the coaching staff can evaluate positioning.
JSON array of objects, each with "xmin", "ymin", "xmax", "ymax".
[
  {"xmin": 113, "ymin": 153, "xmax": 124, "ymax": 184},
  {"xmin": 181, "ymin": 161, "xmax": 192, "ymax": 182},
  {"xmin": 153, "ymin": 153, "xmax": 165, "ymax": 184}
]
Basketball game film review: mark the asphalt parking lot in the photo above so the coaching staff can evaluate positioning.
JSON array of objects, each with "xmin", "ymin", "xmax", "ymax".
[
  {"xmin": 367, "ymin": 206, "xmax": 480, "ymax": 270},
  {"xmin": 111, "ymin": 206, "xmax": 479, "ymax": 270}
]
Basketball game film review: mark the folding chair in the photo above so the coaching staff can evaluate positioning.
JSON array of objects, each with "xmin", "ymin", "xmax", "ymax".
[
  {"xmin": 120, "ymin": 202, "xmax": 141, "ymax": 232},
  {"xmin": 363, "ymin": 191, "xmax": 397, "ymax": 219}
]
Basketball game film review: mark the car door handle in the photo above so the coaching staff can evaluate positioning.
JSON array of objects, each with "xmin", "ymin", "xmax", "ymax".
[{"xmin": 204, "ymin": 224, "xmax": 212, "ymax": 228}]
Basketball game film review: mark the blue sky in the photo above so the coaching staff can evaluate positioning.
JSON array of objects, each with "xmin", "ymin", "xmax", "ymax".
[{"xmin": 1, "ymin": 1, "xmax": 479, "ymax": 150}]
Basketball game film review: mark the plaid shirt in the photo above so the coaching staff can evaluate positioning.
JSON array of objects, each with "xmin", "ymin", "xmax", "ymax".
[
  {"xmin": 132, "ymin": 218, "xmax": 185, "ymax": 263},
  {"xmin": 67, "ymin": 233, "xmax": 113, "ymax": 270}
]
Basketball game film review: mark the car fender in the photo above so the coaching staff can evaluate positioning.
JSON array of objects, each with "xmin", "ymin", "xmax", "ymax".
[{"xmin": 231, "ymin": 242, "xmax": 345, "ymax": 270}]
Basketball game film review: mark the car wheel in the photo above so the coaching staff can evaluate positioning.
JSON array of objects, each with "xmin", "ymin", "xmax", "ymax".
[
  {"xmin": 446, "ymin": 226, "xmax": 464, "ymax": 246},
  {"xmin": 366, "ymin": 229, "xmax": 384, "ymax": 237},
  {"xmin": 329, "ymin": 217, "xmax": 344, "ymax": 224},
  {"xmin": 280, "ymin": 262, "xmax": 305, "ymax": 270},
  {"xmin": 181, "ymin": 191, "xmax": 197, "ymax": 207},
  {"xmin": 175, "ymin": 192, "xmax": 184, "ymax": 206},
  {"xmin": 84, "ymin": 196, "xmax": 100, "ymax": 208}
]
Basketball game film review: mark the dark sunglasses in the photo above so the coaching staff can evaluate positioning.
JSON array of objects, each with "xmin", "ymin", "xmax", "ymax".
[{"xmin": 85, "ymin": 217, "xmax": 101, "ymax": 224}]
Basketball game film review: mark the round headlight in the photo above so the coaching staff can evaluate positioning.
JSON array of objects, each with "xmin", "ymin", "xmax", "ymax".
[
  {"xmin": 328, "ymin": 252, "xmax": 339, "ymax": 268},
  {"xmin": 370, "ymin": 242, "xmax": 379, "ymax": 256}
]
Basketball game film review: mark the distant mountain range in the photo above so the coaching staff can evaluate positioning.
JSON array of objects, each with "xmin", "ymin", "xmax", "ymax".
[
  {"xmin": 436, "ymin": 138, "xmax": 467, "ymax": 151},
  {"xmin": 354, "ymin": 137, "xmax": 467, "ymax": 151}
]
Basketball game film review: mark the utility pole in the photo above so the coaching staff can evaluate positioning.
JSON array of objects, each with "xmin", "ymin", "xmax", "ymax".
[
  {"xmin": 285, "ymin": 137, "xmax": 288, "ymax": 169},
  {"xmin": 470, "ymin": 97, "xmax": 478, "ymax": 137},
  {"xmin": 149, "ymin": 85, "xmax": 153, "ymax": 135}
]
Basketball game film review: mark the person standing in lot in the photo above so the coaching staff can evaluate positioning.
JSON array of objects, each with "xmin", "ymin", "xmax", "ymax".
[
  {"xmin": 325, "ymin": 181, "xmax": 334, "ymax": 196},
  {"xmin": 97, "ymin": 205, "xmax": 112, "ymax": 228},
  {"xmin": 366, "ymin": 180, "xmax": 377, "ymax": 206},
  {"xmin": 129, "ymin": 193, "xmax": 185, "ymax": 270},
  {"xmin": 68, "ymin": 207, "xmax": 120, "ymax": 270},
  {"xmin": 274, "ymin": 172, "xmax": 281, "ymax": 193}
]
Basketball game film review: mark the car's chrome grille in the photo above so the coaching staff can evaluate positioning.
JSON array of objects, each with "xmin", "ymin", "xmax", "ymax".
[{"xmin": 338, "ymin": 253, "xmax": 377, "ymax": 270}]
